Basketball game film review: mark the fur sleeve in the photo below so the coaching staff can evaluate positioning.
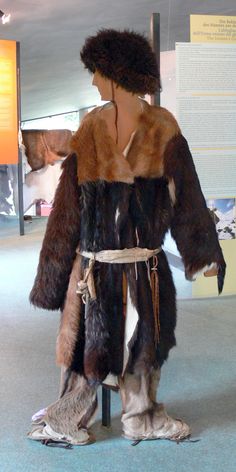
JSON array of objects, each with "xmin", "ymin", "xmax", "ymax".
[
  {"xmin": 30, "ymin": 153, "xmax": 81, "ymax": 309},
  {"xmin": 164, "ymin": 134, "xmax": 226, "ymax": 294}
]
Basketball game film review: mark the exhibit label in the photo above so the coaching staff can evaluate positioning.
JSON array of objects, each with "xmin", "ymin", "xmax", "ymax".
[{"xmin": 190, "ymin": 15, "xmax": 236, "ymax": 44}]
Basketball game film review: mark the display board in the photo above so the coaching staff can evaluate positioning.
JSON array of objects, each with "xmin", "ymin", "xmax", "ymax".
[
  {"xmin": 176, "ymin": 42, "xmax": 236, "ymax": 199},
  {"xmin": 176, "ymin": 16, "xmax": 236, "ymax": 297},
  {"xmin": 190, "ymin": 15, "xmax": 236, "ymax": 44},
  {"xmin": 0, "ymin": 40, "xmax": 19, "ymax": 164}
]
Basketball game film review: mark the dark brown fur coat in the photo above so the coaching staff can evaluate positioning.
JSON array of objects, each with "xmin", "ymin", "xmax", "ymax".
[{"xmin": 30, "ymin": 101, "xmax": 226, "ymax": 383}]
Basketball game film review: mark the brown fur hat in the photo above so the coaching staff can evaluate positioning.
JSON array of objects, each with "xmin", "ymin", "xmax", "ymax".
[{"xmin": 80, "ymin": 29, "xmax": 160, "ymax": 95}]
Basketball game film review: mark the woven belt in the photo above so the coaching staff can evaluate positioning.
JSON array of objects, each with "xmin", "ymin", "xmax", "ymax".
[
  {"xmin": 76, "ymin": 247, "xmax": 161, "ymax": 300},
  {"xmin": 76, "ymin": 246, "xmax": 162, "ymax": 345},
  {"xmin": 79, "ymin": 247, "xmax": 161, "ymax": 264}
]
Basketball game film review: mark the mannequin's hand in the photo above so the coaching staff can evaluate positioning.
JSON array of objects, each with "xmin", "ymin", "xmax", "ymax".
[{"xmin": 204, "ymin": 266, "xmax": 218, "ymax": 277}]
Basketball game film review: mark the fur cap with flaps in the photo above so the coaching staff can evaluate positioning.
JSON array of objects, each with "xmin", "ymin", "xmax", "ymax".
[{"xmin": 80, "ymin": 29, "xmax": 160, "ymax": 95}]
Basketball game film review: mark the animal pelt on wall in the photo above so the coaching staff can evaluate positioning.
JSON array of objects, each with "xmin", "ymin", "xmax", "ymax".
[{"xmin": 22, "ymin": 129, "xmax": 72, "ymax": 171}]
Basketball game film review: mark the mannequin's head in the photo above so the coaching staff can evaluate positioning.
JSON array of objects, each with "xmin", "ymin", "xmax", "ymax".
[
  {"xmin": 92, "ymin": 69, "xmax": 136, "ymax": 102},
  {"xmin": 92, "ymin": 70, "xmax": 113, "ymax": 101},
  {"xmin": 81, "ymin": 29, "xmax": 160, "ymax": 96}
]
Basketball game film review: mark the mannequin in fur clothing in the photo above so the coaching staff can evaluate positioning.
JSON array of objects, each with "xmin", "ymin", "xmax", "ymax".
[{"xmin": 28, "ymin": 29, "xmax": 225, "ymax": 446}]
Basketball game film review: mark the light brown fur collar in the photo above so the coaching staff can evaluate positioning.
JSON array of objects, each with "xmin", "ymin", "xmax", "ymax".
[{"xmin": 70, "ymin": 101, "xmax": 180, "ymax": 184}]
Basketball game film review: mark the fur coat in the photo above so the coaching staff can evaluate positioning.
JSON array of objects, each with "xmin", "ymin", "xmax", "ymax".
[{"xmin": 30, "ymin": 101, "xmax": 226, "ymax": 383}]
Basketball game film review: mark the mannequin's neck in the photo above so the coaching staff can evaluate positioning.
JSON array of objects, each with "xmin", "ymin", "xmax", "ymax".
[{"xmin": 111, "ymin": 87, "xmax": 142, "ymax": 119}]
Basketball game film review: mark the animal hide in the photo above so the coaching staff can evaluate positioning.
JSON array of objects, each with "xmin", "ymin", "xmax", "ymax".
[
  {"xmin": 30, "ymin": 101, "xmax": 226, "ymax": 382},
  {"xmin": 22, "ymin": 129, "xmax": 72, "ymax": 170}
]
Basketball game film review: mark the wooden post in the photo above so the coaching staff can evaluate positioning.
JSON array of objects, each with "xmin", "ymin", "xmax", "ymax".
[
  {"xmin": 16, "ymin": 42, "xmax": 24, "ymax": 235},
  {"xmin": 102, "ymin": 387, "xmax": 111, "ymax": 427},
  {"xmin": 150, "ymin": 13, "xmax": 161, "ymax": 107}
]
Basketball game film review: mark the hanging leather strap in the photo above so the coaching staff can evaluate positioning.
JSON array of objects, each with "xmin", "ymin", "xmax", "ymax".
[{"xmin": 150, "ymin": 255, "xmax": 160, "ymax": 345}]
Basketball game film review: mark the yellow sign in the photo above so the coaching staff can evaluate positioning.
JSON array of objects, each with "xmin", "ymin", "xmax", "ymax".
[
  {"xmin": 0, "ymin": 40, "xmax": 19, "ymax": 164},
  {"xmin": 191, "ymin": 15, "xmax": 236, "ymax": 43}
]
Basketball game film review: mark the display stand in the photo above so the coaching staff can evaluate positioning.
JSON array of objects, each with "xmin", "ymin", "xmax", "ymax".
[{"xmin": 16, "ymin": 43, "xmax": 24, "ymax": 235}]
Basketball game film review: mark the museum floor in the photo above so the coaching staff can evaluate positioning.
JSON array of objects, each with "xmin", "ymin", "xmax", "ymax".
[{"xmin": 0, "ymin": 217, "xmax": 236, "ymax": 472}]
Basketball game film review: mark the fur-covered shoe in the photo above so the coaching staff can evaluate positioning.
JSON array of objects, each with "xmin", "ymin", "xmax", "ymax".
[
  {"xmin": 27, "ymin": 423, "xmax": 94, "ymax": 446},
  {"xmin": 123, "ymin": 403, "xmax": 190, "ymax": 442}
]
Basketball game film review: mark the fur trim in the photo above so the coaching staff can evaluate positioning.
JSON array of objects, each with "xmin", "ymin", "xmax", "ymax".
[
  {"xmin": 56, "ymin": 254, "xmax": 83, "ymax": 367},
  {"xmin": 70, "ymin": 101, "xmax": 180, "ymax": 184},
  {"xmin": 80, "ymin": 29, "xmax": 160, "ymax": 94}
]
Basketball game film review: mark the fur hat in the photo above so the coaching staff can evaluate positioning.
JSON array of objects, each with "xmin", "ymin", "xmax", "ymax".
[{"xmin": 80, "ymin": 29, "xmax": 160, "ymax": 95}]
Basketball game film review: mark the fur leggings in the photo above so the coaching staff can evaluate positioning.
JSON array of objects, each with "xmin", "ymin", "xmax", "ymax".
[{"xmin": 43, "ymin": 367, "xmax": 165, "ymax": 440}]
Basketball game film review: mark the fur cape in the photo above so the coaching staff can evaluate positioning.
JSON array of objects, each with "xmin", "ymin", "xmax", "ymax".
[{"xmin": 30, "ymin": 101, "xmax": 226, "ymax": 382}]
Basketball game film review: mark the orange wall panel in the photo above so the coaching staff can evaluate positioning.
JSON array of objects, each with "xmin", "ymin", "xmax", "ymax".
[{"xmin": 0, "ymin": 40, "xmax": 19, "ymax": 164}]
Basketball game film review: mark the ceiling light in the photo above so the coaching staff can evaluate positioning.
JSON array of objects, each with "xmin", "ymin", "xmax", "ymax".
[{"xmin": 0, "ymin": 9, "xmax": 11, "ymax": 24}]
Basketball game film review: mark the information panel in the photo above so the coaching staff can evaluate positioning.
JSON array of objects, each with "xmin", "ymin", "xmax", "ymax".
[
  {"xmin": 0, "ymin": 40, "xmax": 19, "ymax": 164},
  {"xmin": 191, "ymin": 15, "xmax": 236, "ymax": 44},
  {"xmin": 176, "ymin": 42, "xmax": 236, "ymax": 198},
  {"xmin": 176, "ymin": 38, "xmax": 236, "ymax": 297}
]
